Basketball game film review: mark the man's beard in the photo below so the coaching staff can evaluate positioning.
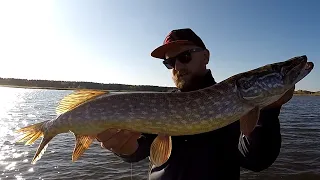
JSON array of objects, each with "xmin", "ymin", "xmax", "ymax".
[{"xmin": 172, "ymin": 70, "xmax": 202, "ymax": 90}]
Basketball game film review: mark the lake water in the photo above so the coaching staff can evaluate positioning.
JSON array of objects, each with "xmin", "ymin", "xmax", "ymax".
[{"xmin": 0, "ymin": 87, "xmax": 319, "ymax": 180}]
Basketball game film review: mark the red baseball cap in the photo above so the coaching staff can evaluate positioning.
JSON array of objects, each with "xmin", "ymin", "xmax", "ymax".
[{"xmin": 151, "ymin": 28, "xmax": 206, "ymax": 59}]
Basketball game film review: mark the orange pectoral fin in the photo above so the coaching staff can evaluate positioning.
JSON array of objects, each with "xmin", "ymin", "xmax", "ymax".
[
  {"xmin": 150, "ymin": 135, "xmax": 172, "ymax": 167},
  {"xmin": 240, "ymin": 106, "xmax": 260, "ymax": 136}
]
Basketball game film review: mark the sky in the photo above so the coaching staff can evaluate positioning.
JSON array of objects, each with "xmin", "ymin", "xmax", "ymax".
[{"xmin": 0, "ymin": 0, "xmax": 319, "ymax": 91}]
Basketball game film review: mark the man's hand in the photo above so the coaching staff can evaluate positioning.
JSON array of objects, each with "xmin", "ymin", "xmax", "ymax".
[
  {"xmin": 263, "ymin": 86, "xmax": 295, "ymax": 110},
  {"xmin": 97, "ymin": 129, "xmax": 141, "ymax": 156}
]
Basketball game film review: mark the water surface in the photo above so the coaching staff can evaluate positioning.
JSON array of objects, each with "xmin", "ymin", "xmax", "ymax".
[{"xmin": 0, "ymin": 87, "xmax": 319, "ymax": 180}]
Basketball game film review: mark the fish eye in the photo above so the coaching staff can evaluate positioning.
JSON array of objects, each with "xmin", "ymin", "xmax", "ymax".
[
  {"xmin": 238, "ymin": 79, "xmax": 251, "ymax": 90},
  {"xmin": 242, "ymin": 81, "xmax": 251, "ymax": 89}
]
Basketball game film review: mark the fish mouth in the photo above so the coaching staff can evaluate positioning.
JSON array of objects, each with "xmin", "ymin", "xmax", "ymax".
[
  {"xmin": 284, "ymin": 55, "xmax": 314, "ymax": 85},
  {"xmin": 304, "ymin": 61, "xmax": 314, "ymax": 71},
  {"xmin": 297, "ymin": 61, "xmax": 314, "ymax": 79},
  {"xmin": 283, "ymin": 55, "xmax": 307, "ymax": 74}
]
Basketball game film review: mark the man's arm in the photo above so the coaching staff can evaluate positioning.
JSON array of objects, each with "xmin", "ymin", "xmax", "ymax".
[
  {"xmin": 115, "ymin": 133, "xmax": 157, "ymax": 163},
  {"xmin": 238, "ymin": 87, "xmax": 294, "ymax": 172},
  {"xmin": 238, "ymin": 106, "xmax": 282, "ymax": 172}
]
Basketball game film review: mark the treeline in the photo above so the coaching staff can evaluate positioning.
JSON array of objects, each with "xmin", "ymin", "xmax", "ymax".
[
  {"xmin": 294, "ymin": 90, "xmax": 320, "ymax": 96},
  {"xmin": 1, "ymin": 77, "xmax": 318, "ymax": 94},
  {"xmin": 0, "ymin": 77, "xmax": 175, "ymax": 92}
]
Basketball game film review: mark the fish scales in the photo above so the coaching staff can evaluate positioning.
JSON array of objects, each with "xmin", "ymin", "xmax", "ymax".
[
  {"xmin": 15, "ymin": 55, "xmax": 314, "ymax": 166},
  {"xmin": 54, "ymin": 80, "xmax": 250, "ymax": 136}
]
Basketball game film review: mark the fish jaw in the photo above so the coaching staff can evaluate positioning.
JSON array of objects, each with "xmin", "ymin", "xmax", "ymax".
[{"xmin": 286, "ymin": 61, "xmax": 314, "ymax": 86}]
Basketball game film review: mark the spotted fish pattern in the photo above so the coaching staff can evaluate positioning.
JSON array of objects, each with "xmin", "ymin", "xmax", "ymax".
[{"xmin": 15, "ymin": 55, "xmax": 314, "ymax": 167}]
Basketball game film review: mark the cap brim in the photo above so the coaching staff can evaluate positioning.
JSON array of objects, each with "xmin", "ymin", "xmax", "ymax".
[{"xmin": 151, "ymin": 40, "xmax": 194, "ymax": 59}]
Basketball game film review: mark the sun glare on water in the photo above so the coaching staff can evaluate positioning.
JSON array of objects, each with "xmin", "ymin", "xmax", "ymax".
[
  {"xmin": 0, "ymin": 87, "xmax": 38, "ymax": 179},
  {"xmin": 0, "ymin": 87, "xmax": 34, "ymax": 139},
  {"xmin": 0, "ymin": 87, "xmax": 38, "ymax": 138},
  {"xmin": 0, "ymin": 87, "xmax": 29, "ymax": 116}
]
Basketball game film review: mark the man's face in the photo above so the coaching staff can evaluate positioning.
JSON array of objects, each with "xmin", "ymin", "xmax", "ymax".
[{"xmin": 164, "ymin": 45, "xmax": 209, "ymax": 89}]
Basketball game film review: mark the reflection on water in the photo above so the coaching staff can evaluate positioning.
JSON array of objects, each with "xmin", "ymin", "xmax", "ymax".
[
  {"xmin": 0, "ymin": 87, "xmax": 148, "ymax": 180},
  {"xmin": 0, "ymin": 87, "xmax": 319, "ymax": 180}
]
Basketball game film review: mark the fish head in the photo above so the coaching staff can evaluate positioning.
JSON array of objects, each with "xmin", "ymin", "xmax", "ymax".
[{"xmin": 235, "ymin": 55, "xmax": 314, "ymax": 106}]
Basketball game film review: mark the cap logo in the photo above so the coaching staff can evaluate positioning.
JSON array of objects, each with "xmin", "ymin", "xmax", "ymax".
[
  {"xmin": 163, "ymin": 35, "xmax": 173, "ymax": 44},
  {"xmin": 163, "ymin": 31, "xmax": 178, "ymax": 45}
]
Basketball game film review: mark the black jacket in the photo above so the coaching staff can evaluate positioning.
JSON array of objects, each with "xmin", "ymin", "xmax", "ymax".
[{"xmin": 116, "ymin": 70, "xmax": 282, "ymax": 180}]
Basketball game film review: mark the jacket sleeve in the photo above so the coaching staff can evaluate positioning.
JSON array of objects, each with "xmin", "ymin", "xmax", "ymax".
[
  {"xmin": 238, "ymin": 106, "xmax": 282, "ymax": 172},
  {"xmin": 114, "ymin": 133, "xmax": 157, "ymax": 163}
]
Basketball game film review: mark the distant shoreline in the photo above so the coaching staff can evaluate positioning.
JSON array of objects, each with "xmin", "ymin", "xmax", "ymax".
[
  {"xmin": 0, "ymin": 77, "xmax": 175, "ymax": 92},
  {"xmin": 0, "ymin": 77, "xmax": 318, "ymax": 95},
  {"xmin": 293, "ymin": 93, "xmax": 320, "ymax": 96},
  {"xmin": 293, "ymin": 90, "xmax": 320, "ymax": 96}
]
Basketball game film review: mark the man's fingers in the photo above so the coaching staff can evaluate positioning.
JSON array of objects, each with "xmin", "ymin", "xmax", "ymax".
[
  {"xmin": 97, "ymin": 128, "xmax": 141, "ymax": 155},
  {"xmin": 110, "ymin": 132, "xmax": 141, "ymax": 155},
  {"xmin": 96, "ymin": 128, "xmax": 120, "ymax": 142},
  {"xmin": 100, "ymin": 131, "xmax": 127, "ymax": 149},
  {"xmin": 100, "ymin": 130, "xmax": 139, "ymax": 149},
  {"xmin": 282, "ymin": 86, "xmax": 295, "ymax": 104},
  {"xmin": 118, "ymin": 141, "xmax": 139, "ymax": 155}
]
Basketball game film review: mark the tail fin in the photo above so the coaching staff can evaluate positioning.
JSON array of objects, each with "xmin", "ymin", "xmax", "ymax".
[{"xmin": 16, "ymin": 121, "xmax": 55, "ymax": 164}]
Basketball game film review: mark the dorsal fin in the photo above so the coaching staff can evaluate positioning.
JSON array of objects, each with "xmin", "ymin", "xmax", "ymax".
[{"xmin": 56, "ymin": 89, "xmax": 108, "ymax": 115}]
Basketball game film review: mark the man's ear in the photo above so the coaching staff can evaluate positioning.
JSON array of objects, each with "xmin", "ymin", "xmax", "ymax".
[{"xmin": 203, "ymin": 49, "xmax": 210, "ymax": 64}]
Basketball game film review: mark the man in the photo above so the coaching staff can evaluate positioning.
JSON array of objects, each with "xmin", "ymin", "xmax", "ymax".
[{"xmin": 97, "ymin": 28, "xmax": 294, "ymax": 180}]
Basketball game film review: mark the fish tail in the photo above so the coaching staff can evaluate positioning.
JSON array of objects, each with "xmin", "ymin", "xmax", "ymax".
[{"xmin": 16, "ymin": 120, "xmax": 55, "ymax": 164}]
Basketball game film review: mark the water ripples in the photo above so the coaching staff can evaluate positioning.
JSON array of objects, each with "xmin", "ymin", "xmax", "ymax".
[{"xmin": 0, "ymin": 88, "xmax": 319, "ymax": 179}]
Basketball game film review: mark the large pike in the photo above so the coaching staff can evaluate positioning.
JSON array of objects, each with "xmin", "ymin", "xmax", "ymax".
[{"xmin": 16, "ymin": 55, "xmax": 314, "ymax": 167}]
